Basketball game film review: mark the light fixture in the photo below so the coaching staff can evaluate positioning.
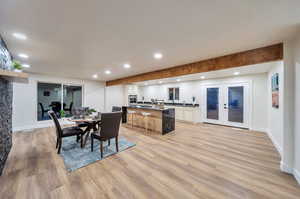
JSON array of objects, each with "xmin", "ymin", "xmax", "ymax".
[
  {"xmin": 234, "ymin": 72, "xmax": 240, "ymax": 75},
  {"xmin": 154, "ymin": 52, "xmax": 163, "ymax": 60},
  {"xmin": 92, "ymin": 74, "xmax": 98, "ymax": 79},
  {"xmin": 105, "ymin": 70, "xmax": 111, "ymax": 74},
  {"xmin": 176, "ymin": 79, "xmax": 181, "ymax": 82},
  {"xmin": 18, "ymin": 53, "xmax": 29, "ymax": 59},
  {"xmin": 144, "ymin": 82, "xmax": 148, "ymax": 86},
  {"xmin": 159, "ymin": 81, "xmax": 163, "ymax": 84},
  {"xmin": 123, "ymin": 63, "xmax": 131, "ymax": 69},
  {"xmin": 22, "ymin": 64, "xmax": 30, "ymax": 68},
  {"xmin": 12, "ymin": 32, "xmax": 27, "ymax": 40},
  {"xmin": 200, "ymin": 76, "xmax": 205, "ymax": 79}
]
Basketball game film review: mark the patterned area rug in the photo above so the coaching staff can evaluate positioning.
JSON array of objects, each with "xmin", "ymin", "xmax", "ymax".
[{"xmin": 60, "ymin": 136, "xmax": 135, "ymax": 172}]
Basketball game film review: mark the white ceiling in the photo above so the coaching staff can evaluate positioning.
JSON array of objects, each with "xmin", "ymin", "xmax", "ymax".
[
  {"xmin": 0, "ymin": 0, "xmax": 299, "ymax": 81},
  {"xmin": 134, "ymin": 61, "xmax": 275, "ymax": 86}
]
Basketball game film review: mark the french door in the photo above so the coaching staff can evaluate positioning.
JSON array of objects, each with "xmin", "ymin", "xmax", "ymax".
[{"xmin": 203, "ymin": 82, "xmax": 250, "ymax": 128}]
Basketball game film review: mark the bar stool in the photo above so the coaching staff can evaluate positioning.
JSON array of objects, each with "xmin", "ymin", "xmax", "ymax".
[
  {"xmin": 141, "ymin": 112, "xmax": 152, "ymax": 134},
  {"xmin": 127, "ymin": 110, "xmax": 136, "ymax": 128}
]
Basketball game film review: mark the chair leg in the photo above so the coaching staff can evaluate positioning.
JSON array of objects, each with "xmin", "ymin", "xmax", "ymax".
[
  {"xmin": 80, "ymin": 134, "xmax": 83, "ymax": 148},
  {"xmin": 108, "ymin": 139, "xmax": 111, "ymax": 146},
  {"xmin": 100, "ymin": 141, "xmax": 103, "ymax": 158},
  {"xmin": 58, "ymin": 139, "xmax": 62, "ymax": 154},
  {"xmin": 116, "ymin": 136, "xmax": 119, "ymax": 152},
  {"xmin": 91, "ymin": 136, "xmax": 94, "ymax": 152},
  {"xmin": 56, "ymin": 138, "xmax": 59, "ymax": 148},
  {"xmin": 76, "ymin": 135, "xmax": 80, "ymax": 143}
]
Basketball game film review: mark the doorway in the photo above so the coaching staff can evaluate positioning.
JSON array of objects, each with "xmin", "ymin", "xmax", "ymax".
[{"xmin": 203, "ymin": 82, "xmax": 250, "ymax": 128}]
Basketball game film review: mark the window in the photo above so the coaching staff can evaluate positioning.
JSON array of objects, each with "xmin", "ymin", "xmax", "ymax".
[
  {"xmin": 168, "ymin": 87, "xmax": 179, "ymax": 101},
  {"xmin": 37, "ymin": 82, "xmax": 82, "ymax": 121}
]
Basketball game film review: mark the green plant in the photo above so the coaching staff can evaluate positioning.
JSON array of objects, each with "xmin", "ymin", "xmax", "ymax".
[
  {"xmin": 59, "ymin": 110, "xmax": 66, "ymax": 118},
  {"xmin": 87, "ymin": 108, "xmax": 97, "ymax": 115},
  {"xmin": 12, "ymin": 60, "xmax": 23, "ymax": 70}
]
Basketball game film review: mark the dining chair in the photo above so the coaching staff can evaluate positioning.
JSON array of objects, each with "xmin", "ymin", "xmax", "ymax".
[
  {"xmin": 48, "ymin": 111, "xmax": 85, "ymax": 154},
  {"xmin": 39, "ymin": 102, "xmax": 49, "ymax": 119},
  {"xmin": 64, "ymin": 102, "xmax": 73, "ymax": 115},
  {"xmin": 91, "ymin": 112, "xmax": 122, "ymax": 158}
]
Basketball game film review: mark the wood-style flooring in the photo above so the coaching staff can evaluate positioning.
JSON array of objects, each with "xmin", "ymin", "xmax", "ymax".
[{"xmin": 0, "ymin": 122, "xmax": 299, "ymax": 199}]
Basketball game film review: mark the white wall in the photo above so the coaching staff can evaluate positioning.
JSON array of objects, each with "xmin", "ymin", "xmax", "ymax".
[
  {"xmin": 267, "ymin": 62, "xmax": 284, "ymax": 156},
  {"xmin": 292, "ymin": 34, "xmax": 300, "ymax": 183},
  {"xmin": 139, "ymin": 73, "xmax": 268, "ymax": 132},
  {"xmin": 12, "ymin": 73, "xmax": 105, "ymax": 131},
  {"xmin": 104, "ymin": 85, "xmax": 125, "ymax": 112}
]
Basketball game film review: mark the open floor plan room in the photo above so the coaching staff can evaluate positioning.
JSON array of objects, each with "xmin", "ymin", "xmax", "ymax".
[
  {"xmin": 1, "ymin": 122, "xmax": 300, "ymax": 199},
  {"xmin": 1, "ymin": 1, "xmax": 300, "ymax": 199}
]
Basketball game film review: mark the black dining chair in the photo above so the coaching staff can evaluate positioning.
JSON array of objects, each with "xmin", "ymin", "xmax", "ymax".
[
  {"xmin": 48, "ymin": 111, "xmax": 85, "ymax": 154},
  {"xmin": 64, "ymin": 102, "xmax": 73, "ymax": 115},
  {"xmin": 39, "ymin": 102, "xmax": 49, "ymax": 119},
  {"xmin": 91, "ymin": 112, "xmax": 122, "ymax": 158},
  {"xmin": 112, "ymin": 106, "xmax": 122, "ymax": 112}
]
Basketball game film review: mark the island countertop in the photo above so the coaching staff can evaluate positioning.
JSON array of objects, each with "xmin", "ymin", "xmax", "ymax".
[
  {"xmin": 122, "ymin": 105, "xmax": 175, "ymax": 135},
  {"xmin": 124, "ymin": 105, "xmax": 172, "ymax": 111}
]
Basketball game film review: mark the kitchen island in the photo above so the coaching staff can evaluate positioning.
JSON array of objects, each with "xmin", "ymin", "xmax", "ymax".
[{"xmin": 122, "ymin": 105, "xmax": 175, "ymax": 135}]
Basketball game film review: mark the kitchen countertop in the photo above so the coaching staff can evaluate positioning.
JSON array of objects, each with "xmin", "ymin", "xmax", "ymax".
[
  {"xmin": 124, "ymin": 105, "xmax": 173, "ymax": 111},
  {"xmin": 136, "ymin": 102, "xmax": 199, "ymax": 107}
]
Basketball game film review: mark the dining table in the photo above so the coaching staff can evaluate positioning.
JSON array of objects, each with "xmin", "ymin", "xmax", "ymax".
[{"xmin": 68, "ymin": 116, "xmax": 101, "ymax": 147}]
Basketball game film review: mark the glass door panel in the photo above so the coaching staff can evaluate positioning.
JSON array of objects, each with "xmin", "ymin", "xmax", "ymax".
[
  {"xmin": 37, "ymin": 83, "xmax": 62, "ymax": 121},
  {"xmin": 228, "ymin": 86, "xmax": 244, "ymax": 123},
  {"xmin": 63, "ymin": 85, "xmax": 82, "ymax": 117},
  {"xmin": 207, "ymin": 88, "xmax": 219, "ymax": 120}
]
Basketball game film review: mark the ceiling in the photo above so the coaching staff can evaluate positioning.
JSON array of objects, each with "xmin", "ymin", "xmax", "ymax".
[
  {"xmin": 133, "ymin": 61, "xmax": 276, "ymax": 86},
  {"xmin": 0, "ymin": 1, "xmax": 299, "ymax": 81}
]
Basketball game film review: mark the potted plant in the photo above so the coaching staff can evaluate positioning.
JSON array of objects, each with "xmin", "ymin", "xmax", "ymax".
[
  {"xmin": 87, "ymin": 108, "xmax": 97, "ymax": 116},
  {"xmin": 12, "ymin": 60, "xmax": 23, "ymax": 72},
  {"xmin": 59, "ymin": 110, "xmax": 66, "ymax": 118}
]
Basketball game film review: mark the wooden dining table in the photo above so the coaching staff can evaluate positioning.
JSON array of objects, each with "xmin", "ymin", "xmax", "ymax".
[{"xmin": 68, "ymin": 117, "xmax": 101, "ymax": 147}]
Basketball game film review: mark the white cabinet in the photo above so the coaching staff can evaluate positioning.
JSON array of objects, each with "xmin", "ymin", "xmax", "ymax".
[{"xmin": 165, "ymin": 106, "xmax": 201, "ymax": 123}]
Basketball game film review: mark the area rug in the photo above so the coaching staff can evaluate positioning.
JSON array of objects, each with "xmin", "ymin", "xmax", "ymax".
[{"xmin": 60, "ymin": 136, "xmax": 136, "ymax": 172}]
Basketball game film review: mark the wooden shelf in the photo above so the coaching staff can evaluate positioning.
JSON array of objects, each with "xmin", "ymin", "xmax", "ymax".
[{"xmin": 0, "ymin": 69, "xmax": 28, "ymax": 80}]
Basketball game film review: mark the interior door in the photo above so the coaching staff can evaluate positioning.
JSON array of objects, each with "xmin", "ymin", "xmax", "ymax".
[
  {"xmin": 223, "ymin": 83, "xmax": 249, "ymax": 128},
  {"xmin": 203, "ymin": 82, "xmax": 249, "ymax": 128},
  {"xmin": 203, "ymin": 86, "xmax": 223, "ymax": 125}
]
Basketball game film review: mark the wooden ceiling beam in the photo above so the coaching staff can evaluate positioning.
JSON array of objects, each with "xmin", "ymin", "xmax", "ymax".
[{"xmin": 106, "ymin": 43, "xmax": 283, "ymax": 86}]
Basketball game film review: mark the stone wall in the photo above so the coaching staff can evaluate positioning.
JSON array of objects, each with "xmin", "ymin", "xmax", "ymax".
[{"xmin": 0, "ymin": 77, "xmax": 12, "ymax": 175}]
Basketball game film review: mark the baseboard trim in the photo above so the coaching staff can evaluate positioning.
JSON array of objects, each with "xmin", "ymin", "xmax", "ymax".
[
  {"xmin": 13, "ymin": 119, "xmax": 74, "ymax": 132},
  {"xmin": 267, "ymin": 130, "xmax": 282, "ymax": 157},
  {"xmin": 280, "ymin": 161, "xmax": 293, "ymax": 174},
  {"xmin": 294, "ymin": 169, "xmax": 300, "ymax": 184}
]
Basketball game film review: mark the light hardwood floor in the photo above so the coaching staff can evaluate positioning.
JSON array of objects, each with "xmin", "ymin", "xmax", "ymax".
[{"xmin": 0, "ymin": 122, "xmax": 299, "ymax": 199}]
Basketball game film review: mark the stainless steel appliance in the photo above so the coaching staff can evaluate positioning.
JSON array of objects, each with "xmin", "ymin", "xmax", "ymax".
[{"xmin": 128, "ymin": 95, "xmax": 137, "ymax": 104}]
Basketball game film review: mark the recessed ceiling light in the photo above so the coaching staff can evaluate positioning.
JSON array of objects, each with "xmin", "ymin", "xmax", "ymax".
[
  {"xmin": 200, "ymin": 76, "xmax": 205, "ymax": 79},
  {"xmin": 176, "ymin": 79, "xmax": 181, "ymax": 82},
  {"xmin": 92, "ymin": 74, "xmax": 98, "ymax": 78},
  {"xmin": 123, "ymin": 63, "xmax": 131, "ymax": 69},
  {"xmin": 154, "ymin": 53, "xmax": 163, "ymax": 60},
  {"xmin": 18, "ymin": 53, "xmax": 29, "ymax": 59},
  {"xmin": 159, "ymin": 81, "xmax": 163, "ymax": 84},
  {"xmin": 105, "ymin": 70, "xmax": 111, "ymax": 74},
  {"xmin": 22, "ymin": 64, "xmax": 30, "ymax": 68},
  {"xmin": 12, "ymin": 32, "xmax": 27, "ymax": 40},
  {"xmin": 234, "ymin": 72, "xmax": 240, "ymax": 75}
]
